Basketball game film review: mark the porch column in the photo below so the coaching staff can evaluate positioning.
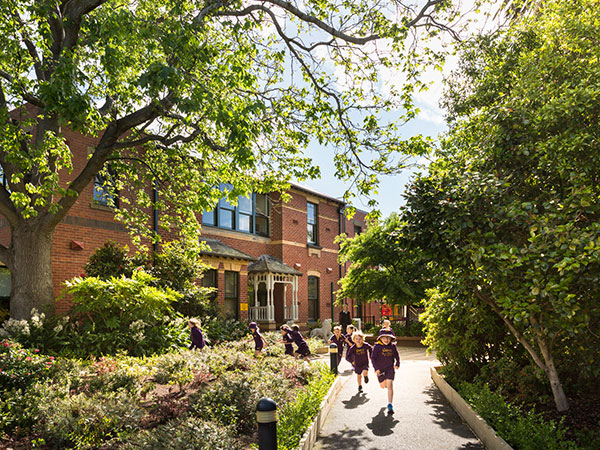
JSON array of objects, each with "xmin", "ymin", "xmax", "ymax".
[
  {"xmin": 268, "ymin": 274, "xmax": 275, "ymax": 321},
  {"xmin": 292, "ymin": 276, "xmax": 299, "ymax": 320},
  {"xmin": 283, "ymin": 284, "xmax": 288, "ymax": 320}
]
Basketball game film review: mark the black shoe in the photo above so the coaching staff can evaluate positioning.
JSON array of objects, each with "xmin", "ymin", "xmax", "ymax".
[
  {"xmin": 364, "ymin": 375, "xmax": 369, "ymax": 384},
  {"xmin": 358, "ymin": 385, "xmax": 363, "ymax": 393}
]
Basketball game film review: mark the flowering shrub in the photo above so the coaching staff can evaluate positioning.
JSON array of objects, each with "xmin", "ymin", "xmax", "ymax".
[
  {"xmin": 200, "ymin": 316, "xmax": 249, "ymax": 344},
  {"xmin": 0, "ymin": 340, "xmax": 54, "ymax": 391}
]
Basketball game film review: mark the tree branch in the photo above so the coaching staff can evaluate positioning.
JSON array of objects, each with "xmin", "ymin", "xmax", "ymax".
[
  {"xmin": 44, "ymin": 94, "xmax": 175, "ymax": 229},
  {"xmin": 0, "ymin": 184, "xmax": 19, "ymax": 227},
  {"xmin": 0, "ymin": 70, "xmax": 44, "ymax": 108},
  {"xmin": 475, "ymin": 290, "xmax": 548, "ymax": 372},
  {"xmin": 0, "ymin": 244, "xmax": 12, "ymax": 268}
]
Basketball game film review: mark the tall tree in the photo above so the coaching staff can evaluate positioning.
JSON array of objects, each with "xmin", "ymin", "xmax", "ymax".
[
  {"xmin": 0, "ymin": 0, "xmax": 455, "ymax": 319},
  {"xmin": 337, "ymin": 213, "xmax": 430, "ymax": 306},
  {"xmin": 404, "ymin": 0, "xmax": 600, "ymax": 411}
]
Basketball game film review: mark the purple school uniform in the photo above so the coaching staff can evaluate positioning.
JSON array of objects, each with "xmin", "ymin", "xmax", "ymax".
[
  {"xmin": 288, "ymin": 329, "xmax": 310, "ymax": 356},
  {"xmin": 346, "ymin": 342, "xmax": 373, "ymax": 374},
  {"xmin": 344, "ymin": 333, "xmax": 354, "ymax": 349},
  {"xmin": 283, "ymin": 333, "xmax": 294, "ymax": 356},
  {"xmin": 328, "ymin": 334, "xmax": 345, "ymax": 365},
  {"xmin": 252, "ymin": 330, "xmax": 264, "ymax": 350},
  {"xmin": 371, "ymin": 341, "xmax": 400, "ymax": 382},
  {"xmin": 189, "ymin": 326, "xmax": 205, "ymax": 350}
]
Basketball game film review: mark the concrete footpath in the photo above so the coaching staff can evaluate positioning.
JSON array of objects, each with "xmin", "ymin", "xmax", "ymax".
[{"xmin": 313, "ymin": 343, "xmax": 485, "ymax": 450}]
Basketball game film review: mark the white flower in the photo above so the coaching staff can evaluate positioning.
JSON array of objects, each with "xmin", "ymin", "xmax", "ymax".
[
  {"xmin": 129, "ymin": 320, "xmax": 147, "ymax": 332},
  {"xmin": 53, "ymin": 324, "xmax": 64, "ymax": 334}
]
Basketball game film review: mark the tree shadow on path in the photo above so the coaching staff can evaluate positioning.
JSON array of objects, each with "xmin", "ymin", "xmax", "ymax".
[
  {"xmin": 316, "ymin": 428, "xmax": 369, "ymax": 449},
  {"xmin": 366, "ymin": 407, "xmax": 400, "ymax": 437},
  {"xmin": 423, "ymin": 385, "xmax": 486, "ymax": 447}
]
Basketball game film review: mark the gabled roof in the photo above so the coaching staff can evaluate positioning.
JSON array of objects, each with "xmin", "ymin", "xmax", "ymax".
[
  {"xmin": 199, "ymin": 238, "xmax": 256, "ymax": 261},
  {"xmin": 248, "ymin": 254, "xmax": 303, "ymax": 276}
]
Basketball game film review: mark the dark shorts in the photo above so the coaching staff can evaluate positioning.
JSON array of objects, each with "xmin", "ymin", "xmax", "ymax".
[
  {"xmin": 255, "ymin": 345, "xmax": 264, "ymax": 351},
  {"xmin": 354, "ymin": 364, "xmax": 369, "ymax": 374},
  {"xmin": 377, "ymin": 368, "xmax": 395, "ymax": 383},
  {"xmin": 295, "ymin": 344, "xmax": 310, "ymax": 357},
  {"xmin": 284, "ymin": 345, "xmax": 294, "ymax": 356}
]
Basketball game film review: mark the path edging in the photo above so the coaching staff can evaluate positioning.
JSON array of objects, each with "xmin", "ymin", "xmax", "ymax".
[
  {"xmin": 296, "ymin": 373, "xmax": 344, "ymax": 450},
  {"xmin": 431, "ymin": 366, "xmax": 513, "ymax": 450}
]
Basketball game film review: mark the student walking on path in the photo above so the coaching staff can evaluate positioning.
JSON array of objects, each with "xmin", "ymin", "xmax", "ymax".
[{"xmin": 314, "ymin": 341, "xmax": 484, "ymax": 450}]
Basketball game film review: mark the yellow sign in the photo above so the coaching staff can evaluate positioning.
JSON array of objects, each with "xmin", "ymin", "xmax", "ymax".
[{"xmin": 240, "ymin": 303, "xmax": 248, "ymax": 311}]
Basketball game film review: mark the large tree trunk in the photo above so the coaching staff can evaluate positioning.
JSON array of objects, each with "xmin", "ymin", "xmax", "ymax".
[{"xmin": 9, "ymin": 225, "xmax": 55, "ymax": 320}]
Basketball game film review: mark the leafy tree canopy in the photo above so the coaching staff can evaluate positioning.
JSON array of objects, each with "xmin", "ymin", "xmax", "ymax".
[
  {"xmin": 402, "ymin": 0, "xmax": 600, "ymax": 411},
  {"xmin": 337, "ymin": 213, "xmax": 431, "ymax": 304},
  {"xmin": 0, "ymin": 0, "xmax": 459, "ymax": 318}
]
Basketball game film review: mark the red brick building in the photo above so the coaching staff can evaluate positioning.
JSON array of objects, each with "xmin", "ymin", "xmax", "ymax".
[{"xmin": 0, "ymin": 129, "xmax": 381, "ymax": 329}]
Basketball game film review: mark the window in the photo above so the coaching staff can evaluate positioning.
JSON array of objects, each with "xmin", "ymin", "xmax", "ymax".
[
  {"xmin": 354, "ymin": 225, "xmax": 362, "ymax": 236},
  {"xmin": 202, "ymin": 186, "xmax": 269, "ymax": 236},
  {"xmin": 224, "ymin": 271, "xmax": 239, "ymax": 319},
  {"xmin": 201, "ymin": 269, "xmax": 218, "ymax": 300},
  {"xmin": 307, "ymin": 202, "xmax": 318, "ymax": 244},
  {"xmin": 307, "ymin": 276, "xmax": 319, "ymax": 321},
  {"xmin": 93, "ymin": 165, "xmax": 119, "ymax": 208}
]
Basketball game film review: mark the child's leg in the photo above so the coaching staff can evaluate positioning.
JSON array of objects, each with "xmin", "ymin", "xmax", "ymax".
[
  {"xmin": 386, "ymin": 379, "xmax": 394, "ymax": 403},
  {"xmin": 356, "ymin": 374, "xmax": 362, "ymax": 386}
]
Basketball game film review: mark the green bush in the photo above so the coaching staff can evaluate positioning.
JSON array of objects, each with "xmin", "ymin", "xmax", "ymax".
[
  {"xmin": 173, "ymin": 286, "xmax": 219, "ymax": 318},
  {"xmin": 37, "ymin": 391, "xmax": 143, "ymax": 449},
  {"xmin": 63, "ymin": 271, "xmax": 188, "ymax": 357},
  {"xmin": 121, "ymin": 417, "xmax": 244, "ymax": 450},
  {"xmin": 277, "ymin": 363, "xmax": 335, "ymax": 450},
  {"xmin": 150, "ymin": 241, "xmax": 202, "ymax": 292},
  {"xmin": 84, "ymin": 241, "xmax": 146, "ymax": 279},
  {"xmin": 200, "ymin": 316, "xmax": 249, "ymax": 345},
  {"xmin": 189, "ymin": 372, "xmax": 259, "ymax": 434},
  {"xmin": 0, "ymin": 339, "xmax": 55, "ymax": 391},
  {"xmin": 458, "ymin": 382, "xmax": 579, "ymax": 450}
]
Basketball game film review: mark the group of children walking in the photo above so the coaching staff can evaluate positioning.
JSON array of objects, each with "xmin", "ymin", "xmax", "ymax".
[
  {"xmin": 329, "ymin": 320, "xmax": 400, "ymax": 414},
  {"xmin": 189, "ymin": 317, "xmax": 399, "ymax": 413}
]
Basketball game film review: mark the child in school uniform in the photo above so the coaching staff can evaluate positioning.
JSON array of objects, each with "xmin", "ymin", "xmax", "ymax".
[
  {"xmin": 371, "ymin": 329, "xmax": 400, "ymax": 414},
  {"xmin": 249, "ymin": 322, "xmax": 267, "ymax": 356},
  {"xmin": 344, "ymin": 324, "xmax": 355, "ymax": 355},
  {"xmin": 188, "ymin": 318, "xmax": 206, "ymax": 350},
  {"xmin": 327, "ymin": 326, "xmax": 345, "ymax": 367},
  {"xmin": 345, "ymin": 331, "xmax": 373, "ymax": 393},
  {"xmin": 280, "ymin": 325, "xmax": 295, "ymax": 356},
  {"xmin": 288, "ymin": 324, "xmax": 311, "ymax": 361}
]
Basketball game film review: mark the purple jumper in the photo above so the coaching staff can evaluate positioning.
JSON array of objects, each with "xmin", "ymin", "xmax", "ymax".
[
  {"xmin": 328, "ymin": 334, "xmax": 345, "ymax": 365},
  {"xmin": 346, "ymin": 342, "xmax": 373, "ymax": 374},
  {"xmin": 252, "ymin": 330, "xmax": 264, "ymax": 350},
  {"xmin": 189, "ymin": 326, "xmax": 205, "ymax": 350},
  {"xmin": 288, "ymin": 329, "xmax": 311, "ymax": 357},
  {"xmin": 371, "ymin": 341, "xmax": 400, "ymax": 383},
  {"xmin": 283, "ymin": 333, "xmax": 294, "ymax": 356}
]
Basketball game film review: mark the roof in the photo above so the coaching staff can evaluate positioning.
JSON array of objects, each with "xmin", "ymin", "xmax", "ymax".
[
  {"xmin": 199, "ymin": 238, "xmax": 256, "ymax": 261},
  {"xmin": 289, "ymin": 182, "xmax": 345, "ymax": 205},
  {"xmin": 248, "ymin": 254, "xmax": 303, "ymax": 276}
]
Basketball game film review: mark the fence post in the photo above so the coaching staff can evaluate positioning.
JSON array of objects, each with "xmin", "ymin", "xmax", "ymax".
[
  {"xmin": 257, "ymin": 397, "xmax": 277, "ymax": 450},
  {"xmin": 329, "ymin": 343, "xmax": 338, "ymax": 375}
]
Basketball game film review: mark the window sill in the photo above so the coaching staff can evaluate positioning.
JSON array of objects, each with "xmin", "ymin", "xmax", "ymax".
[
  {"xmin": 307, "ymin": 243, "xmax": 322, "ymax": 250},
  {"xmin": 90, "ymin": 202, "xmax": 116, "ymax": 212}
]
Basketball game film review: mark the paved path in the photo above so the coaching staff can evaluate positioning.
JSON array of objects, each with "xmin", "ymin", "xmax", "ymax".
[{"xmin": 313, "ymin": 343, "xmax": 485, "ymax": 450}]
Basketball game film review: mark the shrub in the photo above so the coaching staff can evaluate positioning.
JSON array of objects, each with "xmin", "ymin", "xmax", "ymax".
[
  {"xmin": 63, "ymin": 271, "xmax": 188, "ymax": 356},
  {"xmin": 173, "ymin": 286, "xmax": 219, "ymax": 318},
  {"xmin": 84, "ymin": 241, "xmax": 146, "ymax": 279},
  {"xmin": 121, "ymin": 417, "xmax": 245, "ymax": 450},
  {"xmin": 37, "ymin": 390, "xmax": 143, "ymax": 449},
  {"xmin": 150, "ymin": 241, "xmax": 203, "ymax": 292},
  {"xmin": 0, "ymin": 340, "xmax": 55, "ymax": 391},
  {"xmin": 277, "ymin": 363, "xmax": 335, "ymax": 450},
  {"xmin": 458, "ymin": 382, "xmax": 579, "ymax": 450},
  {"xmin": 189, "ymin": 371, "xmax": 259, "ymax": 434},
  {"xmin": 200, "ymin": 316, "xmax": 249, "ymax": 344}
]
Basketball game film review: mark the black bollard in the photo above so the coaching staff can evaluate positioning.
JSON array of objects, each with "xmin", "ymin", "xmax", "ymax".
[
  {"xmin": 257, "ymin": 397, "xmax": 277, "ymax": 450},
  {"xmin": 329, "ymin": 343, "xmax": 338, "ymax": 375}
]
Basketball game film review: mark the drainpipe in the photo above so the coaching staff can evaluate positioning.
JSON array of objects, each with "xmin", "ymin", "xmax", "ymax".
[
  {"xmin": 152, "ymin": 179, "xmax": 159, "ymax": 257},
  {"xmin": 337, "ymin": 206, "xmax": 345, "ymax": 317}
]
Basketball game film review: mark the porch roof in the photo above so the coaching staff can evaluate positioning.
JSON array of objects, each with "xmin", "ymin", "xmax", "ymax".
[
  {"xmin": 199, "ymin": 238, "xmax": 256, "ymax": 261},
  {"xmin": 248, "ymin": 254, "xmax": 302, "ymax": 276}
]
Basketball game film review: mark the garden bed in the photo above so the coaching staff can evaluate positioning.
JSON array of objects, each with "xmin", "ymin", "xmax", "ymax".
[{"xmin": 0, "ymin": 333, "xmax": 334, "ymax": 450}]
